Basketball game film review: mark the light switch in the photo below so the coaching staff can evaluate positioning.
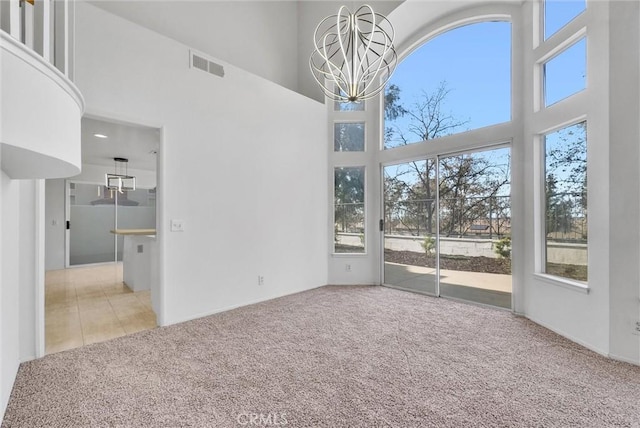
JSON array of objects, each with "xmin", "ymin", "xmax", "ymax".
[{"xmin": 170, "ymin": 219, "xmax": 185, "ymax": 232}]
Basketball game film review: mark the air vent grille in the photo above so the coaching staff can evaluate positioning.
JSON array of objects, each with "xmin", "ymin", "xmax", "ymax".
[
  {"xmin": 192, "ymin": 54, "xmax": 208, "ymax": 72},
  {"xmin": 190, "ymin": 50, "xmax": 225, "ymax": 78},
  {"xmin": 208, "ymin": 62, "xmax": 224, "ymax": 77}
]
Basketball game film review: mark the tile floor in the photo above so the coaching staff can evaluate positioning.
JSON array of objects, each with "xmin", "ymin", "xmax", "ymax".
[{"xmin": 45, "ymin": 263, "xmax": 157, "ymax": 355}]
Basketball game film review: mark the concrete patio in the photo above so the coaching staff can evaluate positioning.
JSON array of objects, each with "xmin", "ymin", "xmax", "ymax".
[{"xmin": 384, "ymin": 262, "xmax": 512, "ymax": 308}]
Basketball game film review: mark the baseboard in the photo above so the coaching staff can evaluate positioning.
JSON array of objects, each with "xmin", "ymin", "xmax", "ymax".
[
  {"xmin": 1, "ymin": 358, "xmax": 20, "ymax": 424},
  {"xmin": 327, "ymin": 283, "xmax": 377, "ymax": 286},
  {"xmin": 20, "ymin": 355, "xmax": 36, "ymax": 363},
  {"xmin": 163, "ymin": 283, "xmax": 327, "ymax": 327},
  {"xmin": 608, "ymin": 352, "xmax": 640, "ymax": 366},
  {"xmin": 525, "ymin": 314, "xmax": 610, "ymax": 359}
]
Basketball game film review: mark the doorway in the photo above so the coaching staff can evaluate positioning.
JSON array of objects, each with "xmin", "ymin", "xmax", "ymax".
[
  {"xmin": 44, "ymin": 116, "xmax": 161, "ymax": 354},
  {"xmin": 382, "ymin": 146, "xmax": 512, "ymax": 309}
]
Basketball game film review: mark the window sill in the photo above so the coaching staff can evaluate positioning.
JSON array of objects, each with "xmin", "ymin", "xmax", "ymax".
[
  {"xmin": 533, "ymin": 273, "xmax": 590, "ymax": 294},
  {"xmin": 331, "ymin": 252, "xmax": 367, "ymax": 257}
]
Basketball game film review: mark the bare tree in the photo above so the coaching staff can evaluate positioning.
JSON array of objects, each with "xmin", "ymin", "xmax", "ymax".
[
  {"xmin": 383, "ymin": 82, "xmax": 510, "ymax": 238},
  {"xmin": 545, "ymin": 122, "xmax": 587, "ymax": 241},
  {"xmin": 385, "ymin": 81, "xmax": 469, "ymax": 148}
]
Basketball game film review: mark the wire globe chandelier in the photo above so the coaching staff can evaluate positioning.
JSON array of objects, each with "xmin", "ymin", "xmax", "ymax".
[{"xmin": 310, "ymin": 4, "xmax": 397, "ymax": 103}]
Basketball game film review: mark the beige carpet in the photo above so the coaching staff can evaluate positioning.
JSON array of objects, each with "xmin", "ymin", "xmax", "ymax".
[{"xmin": 3, "ymin": 285, "xmax": 640, "ymax": 427}]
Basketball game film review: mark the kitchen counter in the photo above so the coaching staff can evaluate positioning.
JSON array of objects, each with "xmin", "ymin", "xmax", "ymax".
[
  {"xmin": 110, "ymin": 230, "xmax": 156, "ymax": 294},
  {"xmin": 110, "ymin": 229, "xmax": 156, "ymax": 236}
]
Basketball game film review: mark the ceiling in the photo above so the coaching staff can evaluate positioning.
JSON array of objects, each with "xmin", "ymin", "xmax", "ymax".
[{"xmin": 81, "ymin": 117, "xmax": 160, "ymax": 172}]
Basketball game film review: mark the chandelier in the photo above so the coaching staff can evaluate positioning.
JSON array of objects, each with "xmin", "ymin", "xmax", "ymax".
[{"xmin": 310, "ymin": 4, "xmax": 397, "ymax": 103}]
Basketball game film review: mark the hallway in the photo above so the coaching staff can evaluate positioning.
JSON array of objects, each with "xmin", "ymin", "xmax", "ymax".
[{"xmin": 45, "ymin": 263, "xmax": 156, "ymax": 354}]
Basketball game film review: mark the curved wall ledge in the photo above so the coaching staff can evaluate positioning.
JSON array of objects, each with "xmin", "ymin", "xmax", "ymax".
[{"xmin": 1, "ymin": 31, "xmax": 84, "ymax": 179}]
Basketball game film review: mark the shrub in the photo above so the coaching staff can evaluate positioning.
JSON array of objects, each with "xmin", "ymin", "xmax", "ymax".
[
  {"xmin": 494, "ymin": 236, "xmax": 511, "ymax": 259},
  {"xmin": 421, "ymin": 235, "xmax": 436, "ymax": 255}
]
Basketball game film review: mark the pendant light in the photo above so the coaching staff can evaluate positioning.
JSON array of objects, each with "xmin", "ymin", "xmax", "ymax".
[
  {"xmin": 105, "ymin": 157, "xmax": 136, "ymax": 194},
  {"xmin": 310, "ymin": 4, "xmax": 397, "ymax": 103}
]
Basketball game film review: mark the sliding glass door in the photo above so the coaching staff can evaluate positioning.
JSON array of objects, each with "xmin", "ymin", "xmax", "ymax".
[
  {"xmin": 383, "ymin": 146, "xmax": 512, "ymax": 309},
  {"xmin": 383, "ymin": 159, "xmax": 437, "ymax": 295},
  {"xmin": 67, "ymin": 182, "xmax": 156, "ymax": 266},
  {"xmin": 437, "ymin": 147, "xmax": 511, "ymax": 308},
  {"xmin": 68, "ymin": 182, "xmax": 116, "ymax": 265}
]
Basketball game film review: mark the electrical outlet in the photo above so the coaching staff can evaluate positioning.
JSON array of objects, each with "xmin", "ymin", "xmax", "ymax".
[
  {"xmin": 345, "ymin": 264, "xmax": 351, "ymax": 272},
  {"xmin": 258, "ymin": 276, "xmax": 264, "ymax": 286},
  {"xmin": 170, "ymin": 219, "xmax": 185, "ymax": 232}
]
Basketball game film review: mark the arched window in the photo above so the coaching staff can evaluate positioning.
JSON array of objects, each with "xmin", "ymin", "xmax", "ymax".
[{"xmin": 384, "ymin": 21, "xmax": 511, "ymax": 150}]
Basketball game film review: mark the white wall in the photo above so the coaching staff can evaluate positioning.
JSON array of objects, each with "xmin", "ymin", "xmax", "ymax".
[
  {"xmin": 0, "ymin": 167, "xmax": 20, "ymax": 422},
  {"xmin": 18, "ymin": 181, "xmax": 37, "ymax": 362},
  {"xmin": 608, "ymin": 0, "xmax": 640, "ymax": 364},
  {"xmin": 0, "ymin": 173, "xmax": 39, "ymax": 419},
  {"xmin": 45, "ymin": 179, "xmax": 65, "ymax": 270},
  {"xmin": 88, "ymin": 0, "xmax": 299, "ymax": 93},
  {"xmin": 74, "ymin": 2, "xmax": 328, "ymax": 325}
]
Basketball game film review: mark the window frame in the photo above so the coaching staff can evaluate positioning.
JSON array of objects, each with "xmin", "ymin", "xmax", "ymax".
[
  {"xmin": 536, "ymin": 119, "xmax": 589, "ymax": 290},
  {"xmin": 543, "ymin": 0, "xmax": 586, "ymax": 42},
  {"xmin": 333, "ymin": 121, "xmax": 366, "ymax": 153},
  {"xmin": 333, "ymin": 165, "xmax": 367, "ymax": 255},
  {"xmin": 542, "ymin": 35, "xmax": 587, "ymax": 108}
]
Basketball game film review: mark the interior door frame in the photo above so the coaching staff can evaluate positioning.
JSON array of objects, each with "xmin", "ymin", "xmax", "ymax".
[{"xmin": 64, "ymin": 179, "xmax": 70, "ymax": 268}]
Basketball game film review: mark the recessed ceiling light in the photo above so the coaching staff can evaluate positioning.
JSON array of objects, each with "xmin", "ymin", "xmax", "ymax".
[{"xmin": 93, "ymin": 133, "xmax": 108, "ymax": 139}]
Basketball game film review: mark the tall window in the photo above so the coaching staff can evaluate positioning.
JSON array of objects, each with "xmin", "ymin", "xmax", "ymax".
[
  {"xmin": 334, "ymin": 123, "xmax": 365, "ymax": 152},
  {"xmin": 544, "ymin": 0, "xmax": 586, "ymax": 40},
  {"xmin": 544, "ymin": 37, "xmax": 586, "ymax": 107},
  {"xmin": 384, "ymin": 21, "xmax": 511, "ymax": 149},
  {"xmin": 543, "ymin": 122, "xmax": 587, "ymax": 282},
  {"xmin": 334, "ymin": 167, "xmax": 365, "ymax": 253}
]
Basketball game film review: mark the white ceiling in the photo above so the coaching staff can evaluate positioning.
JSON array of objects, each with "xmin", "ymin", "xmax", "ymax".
[{"xmin": 81, "ymin": 117, "xmax": 160, "ymax": 172}]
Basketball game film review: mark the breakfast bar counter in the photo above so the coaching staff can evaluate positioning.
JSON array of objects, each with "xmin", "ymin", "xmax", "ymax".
[{"xmin": 110, "ymin": 229, "xmax": 156, "ymax": 292}]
